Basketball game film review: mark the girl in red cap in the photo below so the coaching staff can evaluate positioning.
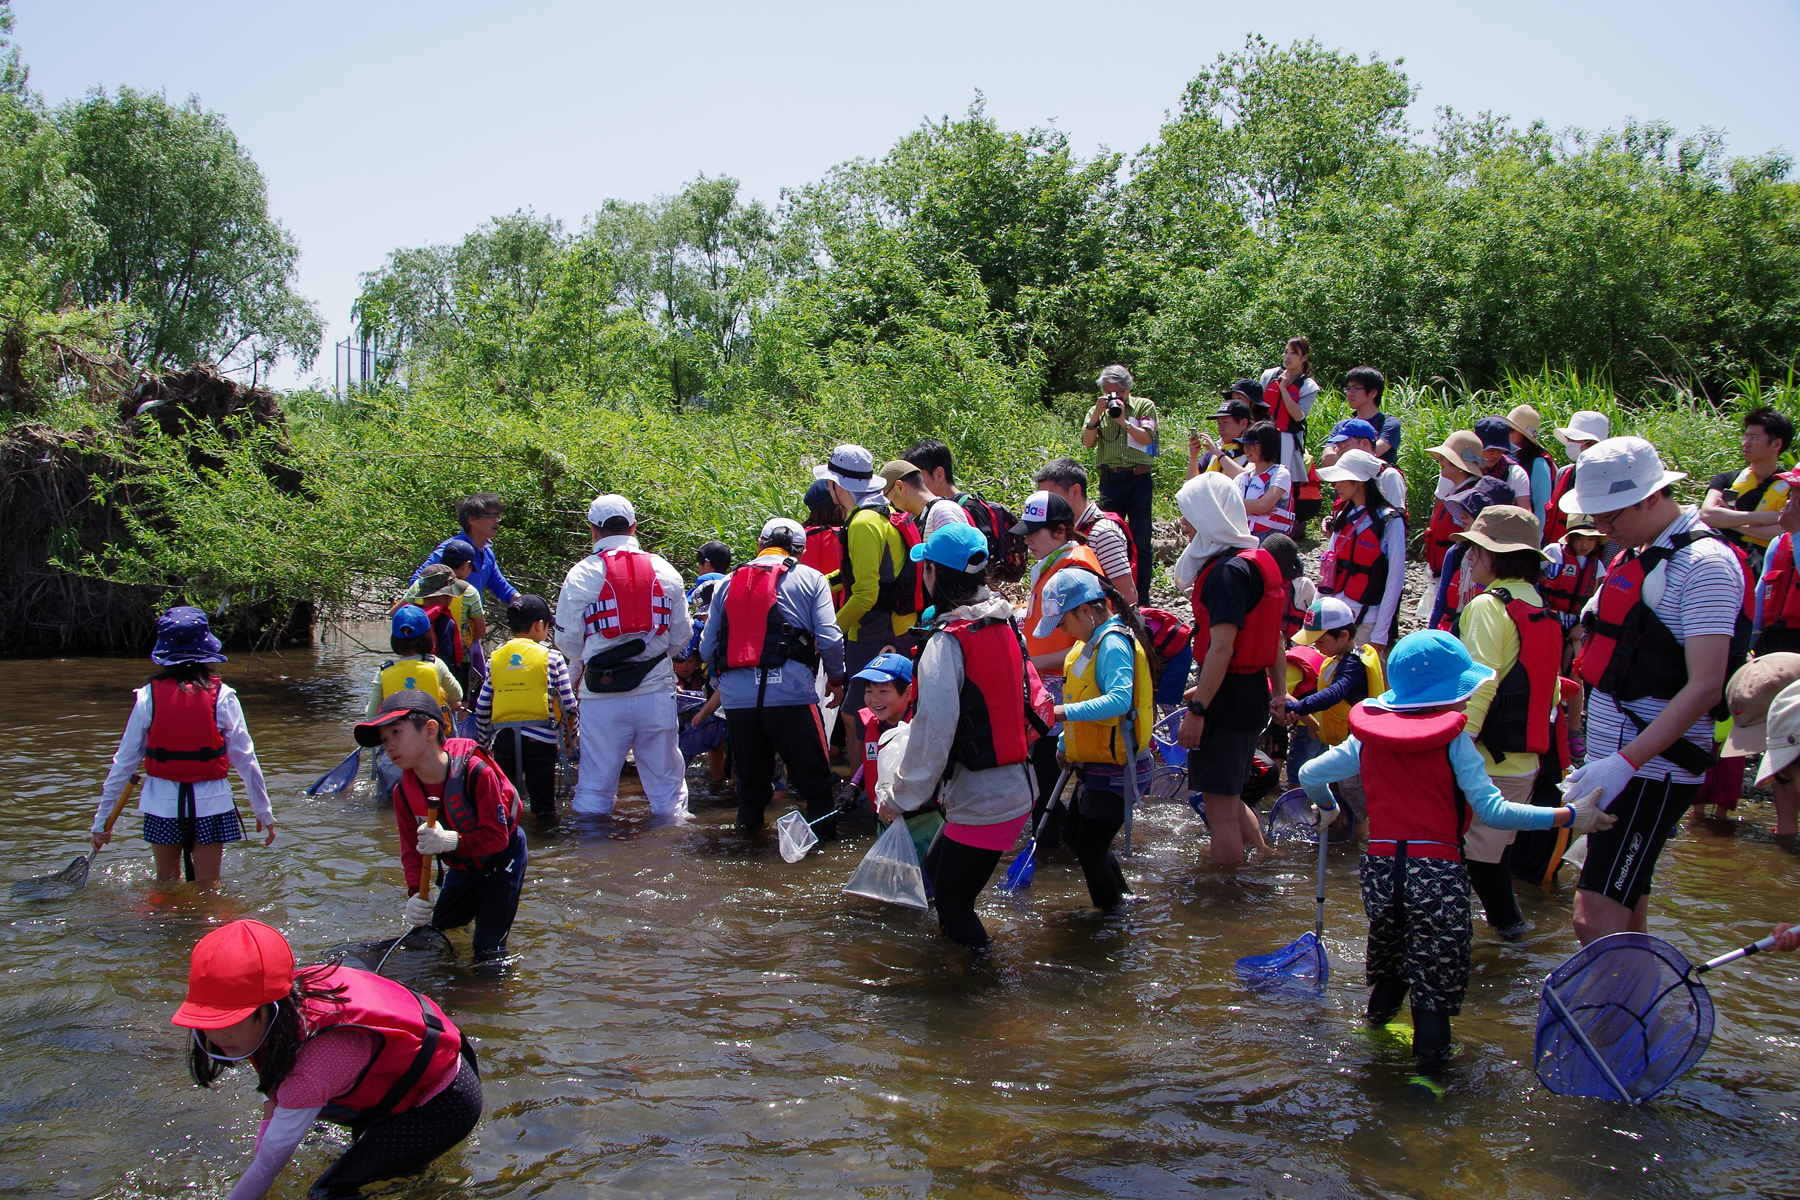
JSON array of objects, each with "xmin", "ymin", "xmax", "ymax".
[{"xmin": 173, "ymin": 919, "xmax": 480, "ymax": 1198}]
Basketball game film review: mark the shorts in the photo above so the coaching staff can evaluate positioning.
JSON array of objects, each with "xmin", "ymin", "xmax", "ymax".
[
  {"xmin": 1462, "ymin": 770, "xmax": 1537, "ymax": 864},
  {"xmin": 1187, "ymin": 721, "xmax": 1264, "ymax": 797},
  {"xmin": 143, "ymin": 810, "xmax": 243, "ymax": 845},
  {"xmin": 1577, "ymin": 774, "xmax": 1696, "ymax": 908}
]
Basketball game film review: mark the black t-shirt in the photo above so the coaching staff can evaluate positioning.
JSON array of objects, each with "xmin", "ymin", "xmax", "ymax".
[
  {"xmin": 1194, "ymin": 552, "xmax": 1271, "ymax": 728},
  {"xmin": 1710, "ymin": 470, "xmax": 1738, "ymax": 497}
]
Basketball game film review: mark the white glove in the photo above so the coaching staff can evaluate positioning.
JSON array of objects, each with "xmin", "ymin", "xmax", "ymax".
[
  {"xmin": 1291, "ymin": 577, "xmax": 1317, "ymax": 613},
  {"xmin": 1562, "ymin": 752, "xmax": 1638, "ymax": 812},
  {"xmin": 402, "ymin": 894, "xmax": 435, "ymax": 926},
  {"xmin": 415, "ymin": 821, "xmax": 460, "ymax": 854},
  {"xmin": 1564, "ymin": 787, "xmax": 1619, "ymax": 836}
]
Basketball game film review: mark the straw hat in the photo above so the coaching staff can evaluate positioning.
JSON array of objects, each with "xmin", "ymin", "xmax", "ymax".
[
  {"xmin": 1502, "ymin": 405, "xmax": 1549, "ymax": 452},
  {"xmin": 1451, "ymin": 505, "xmax": 1546, "ymax": 558}
]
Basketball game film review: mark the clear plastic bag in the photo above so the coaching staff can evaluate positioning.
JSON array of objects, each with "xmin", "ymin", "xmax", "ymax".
[{"xmin": 844, "ymin": 805, "xmax": 930, "ymax": 911}]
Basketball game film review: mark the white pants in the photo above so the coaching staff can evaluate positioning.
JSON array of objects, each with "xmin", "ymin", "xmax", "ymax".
[{"xmin": 573, "ymin": 689, "xmax": 689, "ymax": 818}]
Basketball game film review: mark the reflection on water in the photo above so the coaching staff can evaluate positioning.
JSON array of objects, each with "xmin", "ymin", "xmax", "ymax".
[{"xmin": 3, "ymin": 626, "xmax": 1800, "ymax": 1198}]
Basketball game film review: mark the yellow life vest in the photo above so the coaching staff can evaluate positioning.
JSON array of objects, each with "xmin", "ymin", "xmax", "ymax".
[
  {"xmin": 489, "ymin": 637, "xmax": 555, "ymax": 725},
  {"xmin": 379, "ymin": 655, "xmax": 445, "ymax": 705},
  {"xmin": 1060, "ymin": 624, "xmax": 1155, "ymax": 765},
  {"xmin": 1317, "ymin": 644, "xmax": 1386, "ymax": 746},
  {"xmin": 1727, "ymin": 467, "xmax": 1790, "ymax": 548}
]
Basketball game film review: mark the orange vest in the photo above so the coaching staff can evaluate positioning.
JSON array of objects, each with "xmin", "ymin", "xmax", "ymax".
[{"xmin": 1023, "ymin": 545, "xmax": 1105, "ymax": 672}]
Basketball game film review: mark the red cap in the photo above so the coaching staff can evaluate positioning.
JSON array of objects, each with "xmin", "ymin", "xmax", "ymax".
[
  {"xmin": 169, "ymin": 919, "xmax": 296, "ymax": 1029},
  {"xmin": 1777, "ymin": 468, "xmax": 1800, "ymax": 487}
]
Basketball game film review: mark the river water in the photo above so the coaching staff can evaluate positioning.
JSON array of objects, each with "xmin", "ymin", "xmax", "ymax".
[{"xmin": 4, "ymin": 627, "xmax": 1800, "ymax": 1199}]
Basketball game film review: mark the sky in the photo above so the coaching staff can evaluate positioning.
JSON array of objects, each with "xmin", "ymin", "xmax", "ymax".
[{"xmin": 12, "ymin": 0, "xmax": 1800, "ymax": 389}]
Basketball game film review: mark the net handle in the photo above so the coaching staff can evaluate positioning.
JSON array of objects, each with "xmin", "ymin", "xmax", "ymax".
[
  {"xmin": 1313, "ymin": 801, "xmax": 1329, "ymax": 941},
  {"xmin": 1698, "ymin": 928, "xmax": 1790, "ymax": 974},
  {"xmin": 1542, "ymin": 980, "xmax": 1638, "ymax": 1105}
]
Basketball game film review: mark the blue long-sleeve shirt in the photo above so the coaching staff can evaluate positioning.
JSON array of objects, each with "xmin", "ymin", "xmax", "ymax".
[
  {"xmin": 1528, "ymin": 455, "xmax": 1554, "ymax": 528},
  {"xmin": 1298, "ymin": 727, "xmax": 1558, "ymax": 830},
  {"xmin": 1288, "ymin": 650, "xmax": 1368, "ymax": 717},
  {"xmin": 413, "ymin": 531, "xmax": 520, "ymax": 607},
  {"xmin": 1060, "ymin": 618, "xmax": 1138, "ymax": 726},
  {"xmin": 698, "ymin": 553, "xmax": 846, "ymax": 709}
]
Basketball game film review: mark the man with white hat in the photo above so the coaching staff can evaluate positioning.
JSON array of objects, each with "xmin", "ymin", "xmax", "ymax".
[
  {"xmin": 1560, "ymin": 436, "xmax": 1748, "ymax": 945},
  {"xmin": 698, "ymin": 518, "xmax": 848, "ymax": 836},
  {"xmin": 1543, "ymin": 410, "xmax": 1609, "ymax": 544},
  {"xmin": 554, "ymin": 495, "xmax": 693, "ymax": 819},
  {"xmin": 818, "ymin": 444, "xmax": 921, "ymax": 770}
]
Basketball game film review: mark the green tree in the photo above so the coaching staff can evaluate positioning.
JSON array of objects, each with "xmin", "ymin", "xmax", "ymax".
[{"xmin": 57, "ymin": 86, "xmax": 321, "ymax": 379}]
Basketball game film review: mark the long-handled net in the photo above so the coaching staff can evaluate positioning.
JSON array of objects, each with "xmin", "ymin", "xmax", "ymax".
[
  {"xmin": 1236, "ymin": 788, "xmax": 1331, "ymax": 992},
  {"xmin": 1535, "ymin": 928, "xmax": 1786, "ymax": 1103}
]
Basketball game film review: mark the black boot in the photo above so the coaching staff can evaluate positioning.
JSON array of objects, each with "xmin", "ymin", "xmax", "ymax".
[
  {"xmin": 1465, "ymin": 858, "xmax": 1528, "ymax": 936},
  {"xmin": 1412, "ymin": 1007, "xmax": 1454, "ymax": 1071},
  {"xmin": 1366, "ymin": 980, "xmax": 1408, "ymax": 1026}
]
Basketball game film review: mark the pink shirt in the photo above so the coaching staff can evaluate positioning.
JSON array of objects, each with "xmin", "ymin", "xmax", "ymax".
[{"xmin": 944, "ymin": 809, "xmax": 1031, "ymax": 851}]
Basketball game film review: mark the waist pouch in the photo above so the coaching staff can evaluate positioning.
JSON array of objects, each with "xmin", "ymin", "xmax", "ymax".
[{"xmin": 585, "ymin": 638, "xmax": 667, "ymax": 693}]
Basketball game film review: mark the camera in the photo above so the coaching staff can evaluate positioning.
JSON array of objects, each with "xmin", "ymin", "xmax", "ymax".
[{"xmin": 1105, "ymin": 393, "xmax": 1123, "ymax": 419}]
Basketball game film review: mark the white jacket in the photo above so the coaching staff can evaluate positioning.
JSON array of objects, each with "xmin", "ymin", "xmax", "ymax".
[{"xmin": 554, "ymin": 534, "xmax": 692, "ymax": 697}]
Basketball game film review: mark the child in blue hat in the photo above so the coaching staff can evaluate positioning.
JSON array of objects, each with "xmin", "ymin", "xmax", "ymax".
[
  {"xmin": 1298, "ymin": 630, "xmax": 1615, "ymax": 1075},
  {"xmin": 365, "ymin": 605, "xmax": 465, "ymax": 796},
  {"xmin": 89, "ymin": 606, "xmax": 275, "ymax": 884},
  {"xmin": 859, "ymin": 652, "xmax": 942, "ymax": 864}
]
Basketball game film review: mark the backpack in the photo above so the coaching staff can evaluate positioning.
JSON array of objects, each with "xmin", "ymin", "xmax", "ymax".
[
  {"xmin": 421, "ymin": 601, "xmax": 464, "ymax": 667},
  {"xmin": 956, "ymin": 492, "xmax": 1028, "ymax": 583},
  {"xmin": 887, "ymin": 510, "xmax": 924, "ymax": 615}
]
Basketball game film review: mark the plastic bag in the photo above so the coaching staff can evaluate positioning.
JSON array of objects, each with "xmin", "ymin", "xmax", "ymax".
[
  {"xmin": 844, "ymin": 805, "xmax": 929, "ymax": 911},
  {"xmin": 776, "ymin": 810, "xmax": 818, "ymax": 863}
]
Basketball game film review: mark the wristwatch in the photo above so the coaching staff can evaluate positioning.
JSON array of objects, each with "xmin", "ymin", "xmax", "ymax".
[{"xmin": 1186, "ymin": 700, "xmax": 1209, "ymax": 717}]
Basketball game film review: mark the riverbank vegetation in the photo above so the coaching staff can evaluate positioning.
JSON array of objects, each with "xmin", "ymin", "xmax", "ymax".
[{"xmin": 2, "ymin": 4, "xmax": 1796, "ymax": 646}]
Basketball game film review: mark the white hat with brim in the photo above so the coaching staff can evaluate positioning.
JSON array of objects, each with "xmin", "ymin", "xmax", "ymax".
[
  {"xmin": 1559, "ymin": 436, "xmax": 1686, "ymax": 516},
  {"xmin": 813, "ymin": 444, "xmax": 879, "ymax": 494},
  {"xmin": 760, "ymin": 517, "xmax": 807, "ymax": 551},
  {"xmin": 1316, "ymin": 448, "xmax": 1385, "ymax": 483},
  {"xmin": 1756, "ymin": 679, "xmax": 1800, "ymax": 785},
  {"xmin": 1554, "ymin": 410, "xmax": 1611, "ymax": 457}
]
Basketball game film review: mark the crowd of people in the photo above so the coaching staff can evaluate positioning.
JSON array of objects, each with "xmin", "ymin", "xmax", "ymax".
[{"xmin": 92, "ymin": 353, "xmax": 1800, "ymax": 1197}]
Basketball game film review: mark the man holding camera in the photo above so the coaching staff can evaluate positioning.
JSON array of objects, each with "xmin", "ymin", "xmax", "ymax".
[{"xmin": 1080, "ymin": 363, "xmax": 1159, "ymax": 595}]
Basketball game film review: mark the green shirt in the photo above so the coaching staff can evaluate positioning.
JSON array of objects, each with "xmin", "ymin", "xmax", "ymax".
[{"xmin": 1091, "ymin": 396, "xmax": 1160, "ymax": 470}]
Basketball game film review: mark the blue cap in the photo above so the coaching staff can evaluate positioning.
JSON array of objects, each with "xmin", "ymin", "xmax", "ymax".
[
  {"xmin": 910, "ymin": 522, "xmax": 990, "ymax": 575},
  {"xmin": 1032, "ymin": 568, "xmax": 1107, "ymax": 639},
  {"xmin": 852, "ymin": 652, "xmax": 914, "ymax": 687},
  {"xmin": 1474, "ymin": 416, "xmax": 1515, "ymax": 451},
  {"xmin": 1374, "ymin": 630, "xmax": 1496, "ymax": 711},
  {"xmin": 439, "ymin": 539, "xmax": 477, "ymax": 568},
  {"xmin": 151, "ymin": 605, "xmax": 227, "ymax": 666},
  {"xmin": 1325, "ymin": 418, "xmax": 1379, "ymax": 445},
  {"xmin": 392, "ymin": 604, "xmax": 431, "ymax": 640}
]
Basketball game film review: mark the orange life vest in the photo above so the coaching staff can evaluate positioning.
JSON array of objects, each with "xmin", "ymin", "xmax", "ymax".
[{"xmin": 1023, "ymin": 546, "xmax": 1105, "ymax": 670}]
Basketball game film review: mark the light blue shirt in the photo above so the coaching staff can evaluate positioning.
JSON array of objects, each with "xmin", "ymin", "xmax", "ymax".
[
  {"xmin": 1528, "ymin": 456, "xmax": 1554, "ymax": 528},
  {"xmin": 698, "ymin": 556, "xmax": 846, "ymax": 709},
  {"xmin": 1298, "ymin": 725, "xmax": 1558, "ymax": 831},
  {"xmin": 1059, "ymin": 618, "xmax": 1138, "ymax": 726}
]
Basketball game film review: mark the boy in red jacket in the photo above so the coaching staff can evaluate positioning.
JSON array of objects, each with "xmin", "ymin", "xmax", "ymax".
[{"xmin": 355, "ymin": 691, "xmax": 526, "ymax": 962}]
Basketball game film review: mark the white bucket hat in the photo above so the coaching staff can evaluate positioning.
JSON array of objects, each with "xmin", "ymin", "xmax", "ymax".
[
  {"xmin": 1756, "ymin": 679, "xmax": 1800, "ymax": 786},
  {"xmin": 1558, "ymin": 436, "xmax": 1686, "ymax": 515},
  {"xmin": 813, "ymin": 444, "xmax": 878, "ymax": 494},
  {"xmin": 1554, "ymin": 410, "xmax": 1611, "ymax": 457},
  {"xmin": 1316, "ymin": 448, "xmax": 1384, "ymax": 483}
]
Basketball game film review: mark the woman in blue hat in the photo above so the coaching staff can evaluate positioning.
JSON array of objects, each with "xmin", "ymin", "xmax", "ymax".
[
  {"xmin": 89, "ymin": 606, "xmax": 276, "ymax": 884},
  {"xmin": 1298, "ymin": 630, "xmax": 1614, "ymax": 1074}
]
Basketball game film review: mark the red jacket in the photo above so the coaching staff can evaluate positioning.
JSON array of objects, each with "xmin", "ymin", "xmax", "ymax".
[{"xmin": 392, "ymin": 743, "xmax": 515, "ymax": 892}]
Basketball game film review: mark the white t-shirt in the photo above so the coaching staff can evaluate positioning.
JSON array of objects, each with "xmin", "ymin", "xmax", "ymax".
[
  {"xmin": 1583, "ymin": 508, "xmax": 1745, "ymax": 784},
  {"xmin": 1260, "ymin": 367, "xmax": 1318, "ymax": 484},
  {"xmin": 1375, "ymin": 464, "xmax": 1407, "ymax": 513},
  {"xmin": 922, "ymin": 497, "xmax": 973, "ymax": 537}
]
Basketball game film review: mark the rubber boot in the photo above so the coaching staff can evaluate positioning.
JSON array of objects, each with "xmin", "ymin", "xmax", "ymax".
[
  {"xmin": 1412, "ymin": 1007, "xmax": 1454, "ymax": 1071},
  {"xmin": 1366, "ymin": 980, "xmax": 1408, "ymax": 1026},
  {"xmin": 1465, "ymin": 857, "xmax": 1529, "ymax": 937}
]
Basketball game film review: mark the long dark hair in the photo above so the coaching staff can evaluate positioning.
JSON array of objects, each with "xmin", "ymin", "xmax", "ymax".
[
  {"xmin": 150, "ymin": 663, "xmax": 217, "ymax": 689},
  {"xmin": 188, "ymin": 965, "xmax": 349, "ymax": 1096},
  {"xmin": 928, "ymin": 564, "xmax": 986, "ymax": 613},
  {"xmin": 1513, "ymin": 435, "xmax": 1547, "ymax": 474}
]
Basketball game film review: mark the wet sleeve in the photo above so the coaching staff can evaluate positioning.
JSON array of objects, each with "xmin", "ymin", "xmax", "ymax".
[
  {"xmin": 1299, "ymin": 738, "xmax": 1363, "ymax": 807},
  {"xmin": 216, "ymin": 687, "xmax": 274, "ymax": 827},
  {"xmin": 1451, "ymin": 736, "xmax": 1556, "ymax": 830},
  {"xmin": 226, "ymin": 1104, "xmax": 322, "ymax": 1200},
  {"xmin": 95, "ymin": 689, "xmax": 152, "ymax": 831}
]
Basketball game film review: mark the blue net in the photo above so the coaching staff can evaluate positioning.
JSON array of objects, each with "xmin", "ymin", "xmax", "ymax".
[
  {"xmin": 1534, "ymin": 932, "xmax": 1714, "ymax": 1104},
  {"xmin": 305, "ymin": 749, "xmax": 362, "ymax": 796},
  {"xmin": 1151, "ymin": 708, "xmax": 1188, "ymax": 767},
  {"xmin": 1237, "ymin": 931, "xmax": 1329, "ymax": 992}
]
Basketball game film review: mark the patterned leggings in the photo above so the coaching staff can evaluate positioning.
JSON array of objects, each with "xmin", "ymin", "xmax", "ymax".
[
  {"xmin": 308, "ymin": 1057, "xmax": 482, "ymax": 1198},
  {"xmin": 1359, "ymin": 852, "xmax": 1473, "ymax": 1015}
]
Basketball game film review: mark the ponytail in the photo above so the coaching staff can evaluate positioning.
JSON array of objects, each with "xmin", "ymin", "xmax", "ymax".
[{"xmin": 1093, "ymin": 573, "xmax": 1163, "ymax": 680}]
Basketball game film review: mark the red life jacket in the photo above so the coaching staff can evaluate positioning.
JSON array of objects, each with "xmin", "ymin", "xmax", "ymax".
[
  {"xmin": 1543, "ymin": 463, "xmax": 1578, "ymax": 544},
  {"xmin": 1076, "ymin": 505, "xmax": 1139, "ymax": 581},
  {"xmin": 716, "ymin": 559, "xmax": 819, "ymax": 679},
  {"xmin": 1325, "ymin": 507, "xmax": 1394, "ymax": 610},
  {"xmin": 1139, "ymin": 606, "xmax": 1193, "ymax": 664},
  {"xmin": 1578, "ymin": 527, "xmax": 1752, "ymax": 714},
  {"xmin": 1764, "ymin": 536, "xmax": 1800, "ymax": 631},
  {"xmin": 421, "ymin": 600, "xmax": 463, "ymax": 667},
  {"xmin": 584, "ymin": 549, "xmax": 671, "ymax": 640},
  {"xmin": 1347, "ymin": 704, "xmax": 1470, "ymax": 859},
  {"xmin": 857, "ymin": 705, "xmax": 885, "ymax": 808},
  {"xmin": 1190, "ymin": 548, "xmax": 1285, "ymax": 674},
  {"xmin": 1281, "ymin": 582, "xmax": 1307, "ymax": 642},
  {"xmin": 144, "ymin": 678, "xmax": 229, "ymax": 783},
  {"xmin": 933, "ymin": 614, "xmax": 1045, "ymax": 772},
  {"xmin": 1262, "ymin": 372, "xmax": 1309, "ymax": 435},
  {"xmin": 394, "ymin": 737, "xmax": 522, "ymax": 869},
  {"xmin": 1285, "ymin": 645, "xmax": 1324, "ymax": 698},
  {"xmin": 275, "ymin": 965, "xmax": 464, "ymax": 1128},
  {"xmin": 799, "ymin": 525, "xmax": 844, "ymax": 606},
  {"xmin": 1296, "ymin": 460, "xmax": 1322, "ymax": 503},
  {"xmin": 1425, "ymin": 499, "xmax": 1460, "ymax": 575},
  {"xmin": 1473, "ymin": 586, "xmax": 1563, "ymax": 759},
  {"xmin": 1540, "ymin": 549, "xmax": 1602, "ymax": 616}
]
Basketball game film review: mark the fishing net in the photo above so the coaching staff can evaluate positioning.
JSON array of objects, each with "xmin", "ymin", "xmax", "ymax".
[
  {"xmin": 775, "ymin": 810, "xmax": 818, "ymax": 863},
  {"xmin": 10, "ymin": 854, "xmax": 91, "ymax": 899},
  {"xmin": 1150, "ymin": 709, "xmax": 1188, "ymax": 768},
  {"xmin": 679, "ymin": 712, "xmax": 727, "ymax": 759},
  {"xmin": 1236, "ymin": 930, "xmax": 1329, "ymax": 991},
  {"xmin": 306, "ymin": 749, "xmax": 362, "ymax": 796},
  {"xmin": 1535, "ymin": 932, "xmax": 1714, "ymax": 1103},
  {"xmin": 1264, "ymin": 787, "xmax": 1356, "ymax": 844}
]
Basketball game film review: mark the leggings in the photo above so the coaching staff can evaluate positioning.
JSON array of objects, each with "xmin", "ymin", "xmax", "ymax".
[
  {"xmin": 1063, "ymin": 788, "xmax": 1129, "ymax": 910},
  {"xmin": 923, "ymin": 835, "xmax": 1003, "ymax": 950},
  {"xmin": 309, "ymin": 1056, "xmax": 482, "ymax": 1198},
  {"xmin": 1465, "ymin": 853, "xmax": 1525, "ymax": 930}
]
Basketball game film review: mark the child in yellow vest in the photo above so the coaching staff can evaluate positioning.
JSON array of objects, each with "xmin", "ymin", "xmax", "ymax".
[
  {"xmin": 474, "ymin": 595, "xmax": 578, "ymax": 819},
  {"xmin": 1039, "ymin": 568, "xmax": 1156, "ymax": 911},
  {"xmin": 1285, "ymin": 595, "xmax": 1385, "ymax": 836},
  {"xmin": 366, "ymin": 605, "xmax": 464, "ymax": 798}
]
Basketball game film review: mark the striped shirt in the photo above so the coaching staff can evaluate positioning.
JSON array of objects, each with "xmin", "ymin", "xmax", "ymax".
[
  {"xmin": 1583, "ymin": 507, "xmax": 1745, "ymax": 784},
  {"xmin": 475, "ymin": 647, "xmax": 579, "ymax": 744},
  {"xmin": 1076, "ymin": 503, "xmax": 1134, "ymax": 586}
]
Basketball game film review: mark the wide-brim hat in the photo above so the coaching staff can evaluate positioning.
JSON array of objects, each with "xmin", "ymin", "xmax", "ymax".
[
  {"xmin": 1474, "ymin": 416, "xmax": 1516, "ymax": 452},
  {"xmin": 1316, "ymin": 448, "xmax": 1384, "ymax": 483},
  {"xmin": 1560, "ymin": 436, "xmax": 1686, "ymax": 515},
  {"xmin": 1502, "ymin": 404, "xmax": 1548, "ymax": 451},
  {"xmin": 1450, "ymin": 505, "xmax": 1546, "ymax": 557},
  {"xmin": 1374, "ymin": 630, "xmax": 1496, "ymax": 710},
  {"xmin": 1560, "ymin": 514, "xmax": 1602, "ymax": 540},
  {"xmin": 1756, "ymin": 679, "xmax": 1800, "ymax": 785},
  {"xmin": 1554, "ymin": 410, "xmax": 1611, "ymax": 457},
  {"xmin": 1426, "ymin": 430, "xmax": 1485, "ymax": 475},
  {"xmin": 814, "ymin": 444, "xmax": 879, "ymax": 495},
  {"xmin": 151, "ymin": 605, "xmax": 227, "ymax": 666},
  {"xmin": 1725, "ymin": 654, "xmax": 1800, "ymax": 757},
  {"xmin": 415, "ymin": 564, "xmax": 458, "ymax": 600}
]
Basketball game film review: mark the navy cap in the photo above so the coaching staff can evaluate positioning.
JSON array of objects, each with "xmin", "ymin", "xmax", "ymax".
[
  {"xmin": 439, "ymin": 539, "xmax": 477, "ymax": 568},
  {"xmin": 352, "ymin": 689, "xmax": 444, "ymax": 747}
]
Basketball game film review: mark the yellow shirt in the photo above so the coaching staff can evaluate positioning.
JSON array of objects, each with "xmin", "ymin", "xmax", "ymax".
[{"xmin": 1459, "ymin": 578, "xmax": 1543, "ymax": 776}]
